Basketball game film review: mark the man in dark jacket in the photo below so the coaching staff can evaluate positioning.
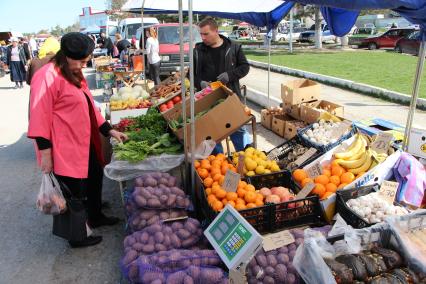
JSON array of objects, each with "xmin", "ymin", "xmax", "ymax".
[
  {"xmin": 194, "ymin": 17, "xmax": 250, "ymax": 153},
  {"xmin": 97, "ymin": 32, "xmax": 114, "ymax": 56}
]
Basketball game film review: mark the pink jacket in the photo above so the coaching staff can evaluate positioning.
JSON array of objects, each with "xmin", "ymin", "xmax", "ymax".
[{"xmin": 28, "ymin": 63, "xmax": 106, "ymax": 178}]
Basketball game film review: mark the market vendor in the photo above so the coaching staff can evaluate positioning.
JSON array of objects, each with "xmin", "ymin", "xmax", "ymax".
[
  {"xmin": 194, "ymin": 17, "xmax": 251, "ymax": 153},
  {"xmin": 28, "ymin": 32, "xmax": 127, "ymax": 248}
]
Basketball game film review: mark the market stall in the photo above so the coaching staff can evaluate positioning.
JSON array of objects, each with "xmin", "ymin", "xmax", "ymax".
[{"xmin": 103, "ymin": 1, "xmax": 426, "ymax": 283}]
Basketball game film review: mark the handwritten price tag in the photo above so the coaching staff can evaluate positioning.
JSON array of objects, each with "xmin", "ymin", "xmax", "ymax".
[
  {"xmin": 263, "ymin": 230, "xmax": 295, "ymax": 251},
  {"xmin": 223, "ymin": 170, "xmax": 241, "ymax": 192},
  {"xmin": 306, "ymin": 162, "xmax": 322, "ymax": 178},
  {"xmin": 294, "ymin": 148, "xmax": 317, "ymax": 166},
  {"xmin": 379, "ymin": 180, "xmax": 399, "ymax": 204},
  {"xmin": 371, "ymin": 132, "xmax": 394, "ymax": 154}
]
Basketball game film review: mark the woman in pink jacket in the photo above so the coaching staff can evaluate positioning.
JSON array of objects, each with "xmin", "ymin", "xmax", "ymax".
[{"xmin": 28, "ymin": 33, "xmax": 127, "ymax": 248}]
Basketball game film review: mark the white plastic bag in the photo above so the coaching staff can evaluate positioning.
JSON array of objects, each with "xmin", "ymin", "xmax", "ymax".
[{"xmin": 36, "ymin": 174, "xmax": 67, "ymax": 215}]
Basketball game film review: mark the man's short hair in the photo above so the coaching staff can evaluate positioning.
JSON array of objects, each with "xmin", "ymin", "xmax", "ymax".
[{"xmin": 198, "ymin": 17, "xmax": 218, "ymax": 30}]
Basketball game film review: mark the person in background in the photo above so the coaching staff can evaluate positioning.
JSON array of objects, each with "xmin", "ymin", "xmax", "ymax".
[
  {"xmin": 114, "ymin": 33, "xmax": 131, "ymax": 56},
  {"xmin": 20, "ymin": 37, "xmax": 32, "ymax": 61},
  {"xmin": 97, "ymin": 32, "xmax": 114, "ymax": 56},
  {"xmin": 145, "ymin": 27, "xmax": 161, "ymax": 85},
  {"xmin": 6, "ymin": 37, "xmax": 27, "ymax": 89},
  {"xmin": 29, "ymin": 35, "xmax": 38, "ymax": 58},
  {"xmin": 119, "ymin": 42, "xmax": 131, "ymax": 66},
  {"xmin": 28, "ymin": 32, "xmax": 127, "ymax": 248},
  {"xmin": 194, "ymin": 17, "xmax": 250, "ymax": 153},
  {"xmin": 26, "ymin": 37, "xmax": 60, "ymax": 85}
]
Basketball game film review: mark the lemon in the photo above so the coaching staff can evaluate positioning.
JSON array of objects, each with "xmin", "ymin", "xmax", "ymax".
[
  {"xmin": 264, "ymin": 169, "xmax": 271, "ymax": 174},
  {"xmin": 255, "ymin": 165, "xmax": 265, "ymax": 175},
  {"xmin": 271, "ymin": 165, "xmax": 280, "ymax": 172},
  {"xmin": 245, "ymin": 158, "xmax": 257, "ymax": 171},
  {"xmin": 246, "ymin": 171, "xmax": 255, "ymax": 177},
  {"xmin": 259, "ymin": 152, "xmax": 267, "ymax": 160}
]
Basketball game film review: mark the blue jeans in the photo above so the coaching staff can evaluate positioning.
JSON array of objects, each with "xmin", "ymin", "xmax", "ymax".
[{"xmin": 212, "ymin": 126, "xmax": 252, "ymax": 154}]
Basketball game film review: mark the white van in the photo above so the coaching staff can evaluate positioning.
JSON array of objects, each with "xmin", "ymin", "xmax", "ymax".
[{"xmin": 118, "ymin": 17, "xmax": 159, "ymax": 45}]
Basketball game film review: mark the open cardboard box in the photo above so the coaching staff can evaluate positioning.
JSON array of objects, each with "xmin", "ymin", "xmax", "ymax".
[
  {"xmin": 301, "ymin": 135, "xmax": 402, "ymax": 222},
  {"xmin": 167, "ymin": 86, "xmax": 251, "ymax": 149},
  {"xmin": 281, "ymin": 79, "xmax": 321, "ymax": 105},
  {"xmin": 284, "ymin": 120, "xmax": 306, "ymax": 140},
  {"xmin": 272, "ymin": 114, "xmax": 295, "ymax": 137},
  {"xmin": 300, "ymin": 100, "xmax": 344, "ymax": 124},
  {"xmin": 283, "ymin": 100, "xmax": 318, "ymax": 120}
]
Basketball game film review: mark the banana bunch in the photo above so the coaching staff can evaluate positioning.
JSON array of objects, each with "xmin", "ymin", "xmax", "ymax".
[{"xmin": 333, "ymin": 133, "xmax": 389, "ymax": 175}]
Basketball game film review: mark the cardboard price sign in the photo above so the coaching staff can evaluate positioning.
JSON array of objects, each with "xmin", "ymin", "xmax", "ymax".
[
  {"xmin": 223, "ymin": 170, "xmax": 241, "ymax": 192},
  {"xmin": 379, "ymin": 180, "xmax": 399, "ymax": 204},
  {"xmin": 295, "ymin": 182, "xmax": 315, "ymax": 200},
  {"xmin": 306, "ymin": 162, "xmax": 322, "ymax": 178},
  {"xmin": 263, "ymin": 230, "xmax": 295, "ymax": 251},
  {"xmin": 294, "ymin": 148, "xmax": 317, "ymax": 166},
  {"xmin": 371, "ymin": 132, "xmax": 394, "ymax": 154}
]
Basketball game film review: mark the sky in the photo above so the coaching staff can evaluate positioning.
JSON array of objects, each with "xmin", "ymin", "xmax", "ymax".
[{"xmin": 0, "ymin": 0, "xmax": 108, "ymax": 33}]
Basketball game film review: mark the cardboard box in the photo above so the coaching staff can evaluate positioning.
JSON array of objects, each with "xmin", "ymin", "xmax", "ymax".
[
  {"xmin": 300, "ymin": 100, "xmax": 344, "ymax": 124},
  {"xmin": 168, "ymin": 86, "xmax": 251, "ymax": 149},
  {"xmin": 283, "ymin": 100, "xmax": 318, "ymax": 120},
  {"xmin": 281, "ymin": 79, "xmax": 321, "ymax": 105},
  {"xmin": 272, "ymin": 114, "xmax": 295, "ymax": 137},
  {"xmin": 261, "ymin": 108, "xmax": 283, "ymax": 130},
  {"xmin": 284, "ymin": 120, "xmax": 306, "ymax": 140},
  {"xmin": 408, "ymin": 127, "xmax": 426, "ymax": 159}
]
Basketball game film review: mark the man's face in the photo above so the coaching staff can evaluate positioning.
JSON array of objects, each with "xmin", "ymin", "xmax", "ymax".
[
  {"xmin": 101, "ymin": 33, "xmax": 106, "ymax": 38},
  {"xmin": 66, "ymin": 55, "xmax": 91, "ymax": 74},
  {"xmin": 199, "ymin": 25, "xmax": 219, "ymax": 46}
]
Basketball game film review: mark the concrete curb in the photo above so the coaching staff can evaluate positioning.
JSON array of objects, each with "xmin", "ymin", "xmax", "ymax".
[{"xmin": 248, "ymin": 59, "xmax": 426, "ymax": 110}]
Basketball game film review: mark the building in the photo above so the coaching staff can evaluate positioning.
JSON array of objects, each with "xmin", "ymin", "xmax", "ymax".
[{"xmin": 79, "ymin": 7, "xmax": 107, "ymax": 33}]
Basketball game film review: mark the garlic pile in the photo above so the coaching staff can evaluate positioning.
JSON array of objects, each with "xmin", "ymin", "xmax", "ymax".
[
  {"xmin": 346, "ymin": 192, "xmax": 407, "ymax": 224},
  {"xmin": 301, "ymin": 120, "xmax": 349, "ymax": 146}
]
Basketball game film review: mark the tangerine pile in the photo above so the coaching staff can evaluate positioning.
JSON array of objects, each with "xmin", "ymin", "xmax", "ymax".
[{"xmin": 292, "ymin": 160, "xmax": 357, "ymax": 200}]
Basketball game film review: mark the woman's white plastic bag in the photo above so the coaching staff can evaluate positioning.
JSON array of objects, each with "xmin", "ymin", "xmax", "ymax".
[{"xmin": 36, "ymin": 173, "xmax": 67, "ymax": 215}]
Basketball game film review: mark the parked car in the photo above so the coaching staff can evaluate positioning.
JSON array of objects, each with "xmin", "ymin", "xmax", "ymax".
[
  {"xmin": 360, "ymin": 27, "xmax": 417, "ymax": 50},
  {"xmin": 395, "ymin": 30, "xmax": 421, "ymax": 55},
  {"xmin": 348, "ymin": 27, "xmax": 377, "ymax": 46},
  {"xmin": 298, "ymin": 24, "xmax": 336, "ymax": 43},
  {"xmin": 276, "ymin": 27, "xmax": 308, "ymax": 42}
]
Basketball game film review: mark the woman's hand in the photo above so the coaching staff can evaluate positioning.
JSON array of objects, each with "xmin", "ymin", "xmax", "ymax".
[
  {"xmin": 109, "ymin": 129, "xmax": 128, "ymax": 143},
  {"xmin": 40, "ymin": 149, "xmax": 53, "ymax": 173}
]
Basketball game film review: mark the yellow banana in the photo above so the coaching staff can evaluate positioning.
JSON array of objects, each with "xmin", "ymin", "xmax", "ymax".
[
  {"xmin": 368, "ymin": 159, "xmax": 379, "ymax": 171},
  {"xmin": 347, "ymin": 136, "xmax": 367, "ymax": 161},
  {"xmin": 337, "ymin": 149, "xmax": 368, "ymax": 169},
  {"xmin": 334, "ymin": 134, "xmax": 363, "ymax": 159},
  {"xmin": 348, "ymin": 149, "xmax": 373, "ymax": 175}
]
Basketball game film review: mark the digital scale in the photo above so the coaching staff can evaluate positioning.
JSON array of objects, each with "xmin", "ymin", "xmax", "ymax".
[{"xmin": 204, "ymin": 205, "xmax": 263, "ymax": 283}]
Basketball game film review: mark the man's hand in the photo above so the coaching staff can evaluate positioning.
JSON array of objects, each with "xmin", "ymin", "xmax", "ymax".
[
  {"xmin": 200, "ymin": 81, "xmax": 210, "ymax": 89},
  {"xmin": 217, "ymin": 72, "xmax": 229, "ymax": 84},
  {"xmin": 40, "ymin": 149, "xmax": 53, "ymax": 173},
  {"xmin": 109, "ymin": 129, "xmax": 128, "ymax": 143}
]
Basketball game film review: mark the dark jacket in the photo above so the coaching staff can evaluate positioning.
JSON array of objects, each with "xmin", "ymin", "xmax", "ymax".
[
  {"xmin": 22, "ymin": 42, "xmax": 32, "ymax": 61},
  {"xmin": 194, "ymin": 35, "xmax": 249, "ymax": 98},
  {"xmin": 26, "ymin": 54, "xmax": 54, "ymax": 85},
  {"xmin": 6, "ymin": 45, "xmax": 27, "ymax": 66},
  {"xmin": 97, "ymin": 36, "xmax": 114, "ymax": 51}
]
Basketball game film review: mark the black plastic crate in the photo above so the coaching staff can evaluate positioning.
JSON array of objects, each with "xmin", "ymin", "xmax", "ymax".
[
  {"xmin": 248, "ymin": 171, "xmax": 324, "ymax": 232},
  {"xmin": 266, "ymin": 136, "xmax": 325, "ymax": 171},
  {"xmin": 297, "ymin": 122, "xmax": 356, "ymax": 152},
  {"xmin": 336, "ymin": 184, "xmax": 379, "ymax": 229}
]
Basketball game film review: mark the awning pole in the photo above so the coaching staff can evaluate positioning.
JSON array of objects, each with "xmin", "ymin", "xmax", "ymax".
[
  {"xmin": 178, "ymin": 0, "xmax": 188, "ymax": 190},
  {"xmin": 188, "ymin": 0, "xmax": 196, "ymax": 200},
  {"xmin": 403, "ymin": 39, "xmax": 426, "ymax": 150},
  {"xmin": 267, "ymin": 32, "xmax": 271, "ymax": 107},
  {"xmin": 141, "ymin": 0, "xmax": 146, "ymax": 86},
  {"xmin": 289, "ymin": 7, "xmax": 293, "ymax": 53}
]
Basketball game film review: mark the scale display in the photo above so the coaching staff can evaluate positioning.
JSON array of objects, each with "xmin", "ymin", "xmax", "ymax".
[{"xmin": 205, "ymin": 205, "xmax": 262, "ymax": 269}]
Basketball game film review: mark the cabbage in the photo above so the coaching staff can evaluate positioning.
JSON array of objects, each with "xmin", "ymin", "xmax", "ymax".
[
  {"xmin": 140, "ymin": 89, "xmax": 150, "ymax": 99},
  {"xmin": 110, "ymin": 94, "xmax": 121, "ymax": 101},
  {"xmin": 118, "ymin": 86, "xmax": 133, "ymax": 97}
]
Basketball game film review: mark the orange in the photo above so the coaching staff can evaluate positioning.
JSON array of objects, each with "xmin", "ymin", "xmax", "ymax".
[
  {"xmin": 216, "ymin": 153, "xmax": 226, "ymax": 160},
  {"xmin": 229, "ymin": 166, "xmax": 237, "ymax": 173},
  {"xmin": 235, "ymin": 198, "xmax": 246, "ymax": 205},
  {"xmin": 235, "ymin": 203, "xmax": 247, "ymax": 211},
  {"xmin": 331, "ymin": 165, "xmax": 345, "ymax": 177},
  {"xmin": 244, "ymin": 191, "xmax": 257, "ymax": 203},
  {"xmin": 331, "ymin": 160, "xmax": 340, "ymax": 167},
  {"xmin": 338, "ymin": 183, "xmax": 348, "ymax": 190},
  {"xmin": 226, "ymin": 192, "xmax": 238, "ymax": 201},
  {"xmin": 256, "ymin": 193, "xmax": 264, "ymax": 201},
  {"xmin": 218, "ymin": 175, "xmax": 225, "ymax": 185},
  {"xmin": 322, "ymin": 169, "xmax": 331, "ymax": 177},
  {"xmin": 205, "ymin": 188, "xmax": 212, "ymax": 195},
  {"xmin": 211, "ymin": 160, "xmax": 222, "ymax": 168},
  {"xmin": 325, "ymin": 183, "xmax": 338, "ymax": 193},
  {"xmin": 211, "ymin": 184, "xmax": 221, "ymax": 195},
  {"xmin": 293, "ymin": 169, "xmax": 308, "ymax": 182},
  {"xmin": 222, "ymin": 164, "xmax": 232, "ymax": 175},
  {"xmin": 238, "ymin": 181, "xmax": 248, "ymax": 188},
  {"xmin": 329, "ymin": 175, "xmax": 341, "ymax": 186},
  {"xmin": 212, "ymin": 173, "xmax": 223, "ymax": 182},
  {"xmin": 212, "ymin": 200, "xmax": 224, "ymax": 211},
  {"xmin": 312, "ymin": 183, "xmax": 326, "ymax": 197},
  {"xmin": 246, "ymin": 203, "xmax": 257, "ymax": 209},
  {"xmin": 208, "ymin": 155, "xmax": 216, "ymax": 162},
  {"xmin": 255, "ymin": 199, "xmax": 264, "ymax": 207},
  {"xmin": 237, "ymin": 188, "xmax": 246, "ymax": 198},
  {"xmin": 341, "ymin": 172, "xmax": 355, "ymax": 184},
  {"xmin": 228, "ymin": 200, "xmax": 236, "ymax": 208},
  {"xmin": 222, "ymin": 198, "xmax": 228, "ymax": 205},
  {"xmin": 215, "ymin": 189, "xmax": 227, "ymax": 199},
  {"xmin": 210, "ymin": 167, "xmax": 222, "ymax": 177},
  {"xmin": 212, "ymin": 181, "xmax": 219, "ymax": 187},
  {"xmin": 194, "ymin": 160, "xmax": 201, "ymax": 169},
  {"xmin": 314, "ymin": 175, "xmax": 329, "ymax": 185},
  {"xmin": 201, "ymin": 159, "xmax": 211, "ymax": 170},
  {"xmin": 203, "ymin": 177, "xmax": 213, "ymax": 188},
  {"xmin": 322, "ymin": 191, "xmax": 334, "ymax": 200},
  {"xmin": 198, "ymin": 168, "xmax": 209, "ymax": 179},
  {"xmin": 301, "ymin": 177, "xmax": 313, "ymax": 188},
  {"xmin": 245, "ymin": 184, "xmax": 256, "ymax": 192},
  {"xmin": 207, "ymin": 194, "xmax": 217, "ymax": 205}
]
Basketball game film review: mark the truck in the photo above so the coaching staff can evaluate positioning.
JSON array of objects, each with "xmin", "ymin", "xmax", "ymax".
[
  {"xmin": 117, "ymin": 17, "xmax": 159, "ymax": 46},
  {"xmin": 137, "ymin": 23, "xmax": 202, "ymax": 76}
]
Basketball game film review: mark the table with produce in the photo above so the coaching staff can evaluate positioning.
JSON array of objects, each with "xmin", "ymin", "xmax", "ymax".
[{"xmin": 102, "ymin": 77, "xmax": 426, "ymax": 284}]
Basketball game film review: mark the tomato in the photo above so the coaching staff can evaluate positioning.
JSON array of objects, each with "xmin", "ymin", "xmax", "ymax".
[{"xmin": 172, "ymin": 96, "xmax": 182, "ymax": 103}]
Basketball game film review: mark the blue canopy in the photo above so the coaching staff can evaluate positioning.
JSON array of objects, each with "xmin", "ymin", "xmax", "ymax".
[
  {"xmin": 121, "ymin": 0, "xmax": 294, "ymax": 30},
  {"xmin": 292, "ymin": 0, "xmax": 426, "ymax": 38}
]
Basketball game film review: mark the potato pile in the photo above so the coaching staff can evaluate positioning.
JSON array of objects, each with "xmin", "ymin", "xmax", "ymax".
[
  {"xmin": 127, "ymin": 209, "xmax": 188, "ymax": 233},
  {"xmin": 130, "ymin": 250, "xmax": 227, "ymax": 284}
]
